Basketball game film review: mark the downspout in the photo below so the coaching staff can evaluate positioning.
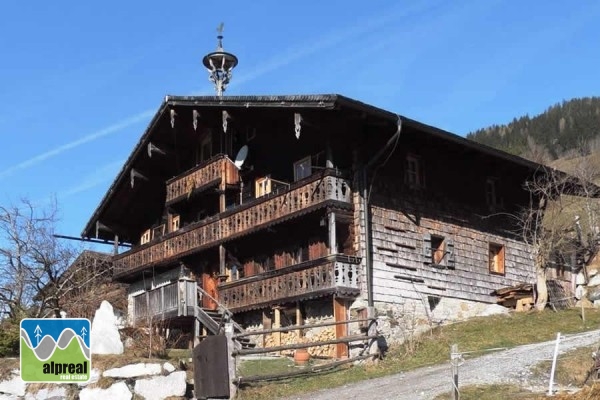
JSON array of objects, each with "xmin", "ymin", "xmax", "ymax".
[{"xmin": 362, "ymin": 115, "xmax": 403, "ymax": 308}]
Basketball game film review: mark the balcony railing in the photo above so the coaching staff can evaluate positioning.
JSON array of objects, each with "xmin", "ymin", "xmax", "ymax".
[
  {"xmin": 114, "ymin": 171, "xmax": 352, "ymax": 278},
  {"xmin": 165, "ymin": 154, "xmax": 240, "ymax": 204},
  {"xmin": 132, "ymin": 279, "xmax": 197, "ymax": 321},
  {"xmin": 219, "ymin": 255, "xmax": 361, "ymax": 312}
]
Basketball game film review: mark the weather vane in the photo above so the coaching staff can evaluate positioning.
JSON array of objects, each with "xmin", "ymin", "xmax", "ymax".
[{"xmin": 203, "ymin": 22, "xmax": 238, "ymax": 96}]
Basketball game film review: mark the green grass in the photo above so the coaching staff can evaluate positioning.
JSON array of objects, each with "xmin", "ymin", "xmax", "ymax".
[
  {"xmin": 434, "ymin": 384, "xmax": 537, "ymax": 400},
  {"xmin": 531, "ymin": 344, "xmax": 599, "ymax": 387},
  {"xmin": 236, "ymin": 308, "xmax": 600, "ymax": 400}
]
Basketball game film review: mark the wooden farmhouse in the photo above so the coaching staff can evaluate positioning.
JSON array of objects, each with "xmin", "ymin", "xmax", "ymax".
[
  {"xmin": 78, "ymin": 34, "xmax": 567, "ymax": 357},
  {"xmin": 79, "ymin": 91, "xmax": 554, "ymax": 354}
]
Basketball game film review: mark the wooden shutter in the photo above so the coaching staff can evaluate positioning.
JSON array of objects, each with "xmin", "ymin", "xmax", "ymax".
[
  {"xmin": 446, "ymin": 240, "xmax": 455, "ymax": 269},
  {"xmin": 422, "ymin": 234, "xmax": 432, "ymax": 263}
]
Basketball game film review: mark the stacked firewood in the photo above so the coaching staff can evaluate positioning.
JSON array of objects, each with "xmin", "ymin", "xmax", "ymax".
[
  {"xmin": 492, "ymin": 283, "xmax": 534, "ymax": 311},
  {"xmin": 263, "ymin": 328, "xmax": 336, "ymax": 358}
]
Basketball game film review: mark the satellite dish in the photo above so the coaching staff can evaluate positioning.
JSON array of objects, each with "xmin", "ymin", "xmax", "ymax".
[{"xmin": 234, "ymin": 145, "xmax": 248, "ymax": 169}]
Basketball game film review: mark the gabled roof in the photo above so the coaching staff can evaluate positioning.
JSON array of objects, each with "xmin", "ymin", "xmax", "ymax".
[{"xmin": 81, "ymin": 93, "xmax": 553, "ymax": 241}]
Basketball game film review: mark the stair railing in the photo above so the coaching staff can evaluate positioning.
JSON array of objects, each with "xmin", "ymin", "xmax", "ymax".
[{"xmin": 196, "ymin": 285, "xmax": 246, "ymax": 334}]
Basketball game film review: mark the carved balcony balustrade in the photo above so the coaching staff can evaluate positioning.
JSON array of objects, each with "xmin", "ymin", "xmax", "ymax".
[
  {"xmin": 114, "ymin": 171, "xmax": 353, "ymax": 278},
  {"xmin": 165, "ymin": 154, "xmax": 240, "ymax": 204},
  {"xmin": 219, "ymin": 254, "xmax": 361, "ymax": 312}
]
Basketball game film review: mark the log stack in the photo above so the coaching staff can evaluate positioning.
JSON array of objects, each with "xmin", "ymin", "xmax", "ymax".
[
  {"xmin": 263, "ymin": 327, "xmax": 337, "ymax": 358},
  {"xmin": 492, "ymin": 283, "xmax": 534, "ymax": 311}
]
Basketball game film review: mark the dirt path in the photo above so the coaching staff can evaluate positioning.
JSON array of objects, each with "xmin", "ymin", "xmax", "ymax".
[{"xmin": 280, "ymin": 329, "xmax": 600, "ymax": 400}]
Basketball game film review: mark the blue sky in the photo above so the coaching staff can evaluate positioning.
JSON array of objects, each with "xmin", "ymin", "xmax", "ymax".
[{"xmin": 1, "ymin": 1, "xmax": 600, "ymax": 244}]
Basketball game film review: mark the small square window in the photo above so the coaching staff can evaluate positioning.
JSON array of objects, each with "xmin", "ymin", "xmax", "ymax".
[{"xmin": 489, "ymin": 243, "xmax": 505, "ymax": 275}]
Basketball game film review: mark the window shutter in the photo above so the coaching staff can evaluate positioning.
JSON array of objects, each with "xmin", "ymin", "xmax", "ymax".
[
  {"xmin": 422, "ymin": 234, "xmax": 432, "ymax": 263},
  {"xmin": 446, "ymin": 239, "xmax": 455, "ymax": 269}
]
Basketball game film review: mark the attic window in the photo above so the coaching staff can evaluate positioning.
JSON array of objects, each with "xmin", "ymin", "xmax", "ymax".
[
  {"xmin": 404, "ymin": 154, "xmax": 424, "ymax": 188},
  {"xmin": 294, "ymin": 156, "xmax": 312, "ymax": 181},
  {"xmin": 485, "ymin": 177, "xmax": 501, "ymax": 210},
  {"xmin": 489, "ymin": 243, "xmax": 505, "ymax": 275}
]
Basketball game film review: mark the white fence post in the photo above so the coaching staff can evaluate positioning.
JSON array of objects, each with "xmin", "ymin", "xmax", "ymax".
[
  {"xmin": 450, "ymin": 344, "xmax": 459, "ymax": 400},
  {"xmin": 548, "ymin": 332, "xmax": 562, "ymax": 396}
]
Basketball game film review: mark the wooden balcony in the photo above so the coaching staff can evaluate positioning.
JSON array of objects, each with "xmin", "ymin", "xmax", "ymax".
[
  {"xmin": 114, "ymin": 171, "xmax": 353, "ymax": 279},
  {"xmin": 132, "ymin": 279, "xmax": 197, "ymax": 322},
  {"xmin": 165, "ymin": 154, "xmax": 239, "ymax": 204},
  {"xmin": 219, "ymin": 255, "xmax": 361, "ymax": 312}
]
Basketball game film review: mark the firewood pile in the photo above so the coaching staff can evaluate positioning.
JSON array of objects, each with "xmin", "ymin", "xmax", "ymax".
[
  {"xmin": 492, "ymin": 283, "xmax": 534, "ymax": 312},
  {"xmin": 263, "ymin": 327, "xmax": 337, "ymax": 358}
]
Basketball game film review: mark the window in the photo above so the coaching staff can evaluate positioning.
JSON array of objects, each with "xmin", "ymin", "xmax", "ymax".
[
  {"xmin": 255, "ymin": 176, "xmax": 272, "ymax": 197},
  {"xmin": 423, "ymin": 234, "xmax": 455, "ymax": 268},
  {"xmin": 489, "ymin": 243, "xmax": 505, "ymax": 275},
  {"xmin": 485, "ymin": 178, "xmax": 501, "ymax": 210},
  {"xmin": 431, "ymin": 235, "xmax": 445, "ymax": 265},
  {"xmin": 404, "ymin": 154, "xmax": 424, "ymax": 188},
  {"xmin": 294, "ymin": 156, "xmax": 312, "ymax": 181},
  {"xmin": 140, "ymin": 229, "xmax": 151, "ymax": 245},
  {"xmin": 199, "ymin": 133, "xmax": 212, "ymax": 162},
  {"xmin": 152, "ymin": 224, "xmax": 165, "ymax": 240},
  {"xmin": 170, "ymin": 215, "xmax": 180, "ymax": 233}
]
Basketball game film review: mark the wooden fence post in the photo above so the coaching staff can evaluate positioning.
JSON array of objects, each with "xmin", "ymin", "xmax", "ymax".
[
  {"xmin": 450, "ymin": 344, "xmax": 459, "ymax": 400},
  {"xmin": 225, "ymin": 322, "xmax": 237, "ymax": 399}
]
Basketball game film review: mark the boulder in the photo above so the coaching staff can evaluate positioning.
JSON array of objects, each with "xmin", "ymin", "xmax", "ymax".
[
  {"xmin": 0, "ymin": 374, "xmax": 26, "ymax": 396},
  {"xmin": 103, "ymin": 363, "xmax": 162, "ymax": 378},
  {"xmin": 25, "ymin": 386, "xmax": 67, "ymax": 400},
  {"xmin": 77, "ymin": 369, "xmax": 101, "ymax": 387},
  {"xmin": 163, "ymin": 362, "xmax": 176, "ymax": 373},
  {"xmin": 576, "ymin": 272, "xmax": 587, "ymax": 285},
  {"xmin": 0, "ymin": 394, "xmax": 19, "ymax": 400},
  {"xmin": 575, "ymin": 285, "xmax": 587, "ymax": 300},
  {"xmin": 587, "ymin": 285, "xmax": 600, "ymax": 302},
  {"xmin": 90, "ymin": 300, "xmax": 123, "ymax": 355},
  {"xmin": 134, "ymin": 371, "xmax": 187, "ymax": 400},
  {"xmin": 587, "ymin": 274, "xmax": 600, "ymax": 287},
  {"xmin": 79, "ymin": 381, "xmax": 131, "ymax": 400},
  {"xmin": 589, "ymin": 268, "xmax": 599, "ymax": 277}
]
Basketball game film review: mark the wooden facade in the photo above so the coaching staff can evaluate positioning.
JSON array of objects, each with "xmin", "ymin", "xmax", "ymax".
[{"xmin": 81, "ymin": 94, "xmax": 551, "ymax": 351}]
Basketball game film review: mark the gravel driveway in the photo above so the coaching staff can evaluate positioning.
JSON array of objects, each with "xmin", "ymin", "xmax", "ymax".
[{"xmin": 280, "ymin": 329, "xmax": 600, "ymax": 400}]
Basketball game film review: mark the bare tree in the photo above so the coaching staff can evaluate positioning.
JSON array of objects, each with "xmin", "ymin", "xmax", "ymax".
[
  {"xmin": 519, "ymin": 160, "xmax": 600, "ymax": 310},
  {"xmin": 0, "ymin": 199, "xmax": 79, "ymax": 319}
]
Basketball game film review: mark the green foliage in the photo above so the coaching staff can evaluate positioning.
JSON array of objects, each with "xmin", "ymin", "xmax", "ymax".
[
  {"xmin": 467, "ymin": 97, "xmax": 600, "ymax": 160},
  {"xmin": 0, "ymin": 318, "xmax": 21, "ymax": 357}
]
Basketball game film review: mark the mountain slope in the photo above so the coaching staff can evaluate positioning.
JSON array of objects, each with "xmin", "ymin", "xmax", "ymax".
[{"xmin": 467, "ymin": 97, "xmax": 600, "ymax": 162}]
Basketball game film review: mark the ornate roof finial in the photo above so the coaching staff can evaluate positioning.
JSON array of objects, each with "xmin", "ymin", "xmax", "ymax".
[{"xmin": 202, "ymin": 22, "xmax": 238, "ymax": 97}]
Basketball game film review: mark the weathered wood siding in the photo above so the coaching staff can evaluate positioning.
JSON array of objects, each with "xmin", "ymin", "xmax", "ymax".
[{"xmin": 354, "ymin": 177, "xmax": 535, "ymax": 305}]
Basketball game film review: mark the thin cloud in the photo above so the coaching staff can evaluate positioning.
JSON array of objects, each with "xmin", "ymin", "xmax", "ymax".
[
  {"xmin": 59, "ymin": 159, "xmax": 125, "ymax": 199},
  {"xmin": 0, "ymin": 110, "xmax": 154, "ymax": 180},
  {"xmin": 2, "ymin": 1, "xmax": 437, "ymax": 181}
]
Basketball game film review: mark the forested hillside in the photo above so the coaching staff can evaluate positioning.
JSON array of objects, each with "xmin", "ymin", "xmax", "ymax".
[{"xmin": 467, "ymin": 97, "xmax": 600, "ymax": 163}]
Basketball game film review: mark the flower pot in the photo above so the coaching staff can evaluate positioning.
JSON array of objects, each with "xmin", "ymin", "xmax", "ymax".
[{"xmin": 294, "ymin": 348, "xmax": 310, "ymax": 366}]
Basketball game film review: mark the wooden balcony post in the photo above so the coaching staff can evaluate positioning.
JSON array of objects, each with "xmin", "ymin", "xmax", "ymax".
[{"xmin": 328, "ymin": 211, "xmax": 337, "ymax": 255}]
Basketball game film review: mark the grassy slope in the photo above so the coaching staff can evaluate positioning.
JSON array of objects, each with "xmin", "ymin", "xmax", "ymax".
[{"xmin": 237, "ymin": 308, "xmax": 600, "ymax": 400}]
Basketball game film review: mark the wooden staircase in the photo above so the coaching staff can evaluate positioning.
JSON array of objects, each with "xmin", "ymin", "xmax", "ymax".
[{"xmin": 195, "ymin": 288, "xmax": 255, "ymax": 350}]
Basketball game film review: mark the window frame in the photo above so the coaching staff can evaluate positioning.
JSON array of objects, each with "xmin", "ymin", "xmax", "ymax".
[
  {"xmin": 404, "ymin": 153, "xmax": 425, "ymax": 188},
  {"xmin": 488, "ymin": 242, "xmax": 505, "ymax": 275},
  {"xmin": 294, "ymin": 156, "xmax": 312, "ymax": 182}
]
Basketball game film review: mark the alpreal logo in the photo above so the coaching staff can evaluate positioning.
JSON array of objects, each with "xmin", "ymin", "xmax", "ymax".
[{"xmin": 20, "ymin": 318, "xmax": 91, "ymax": 383}]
